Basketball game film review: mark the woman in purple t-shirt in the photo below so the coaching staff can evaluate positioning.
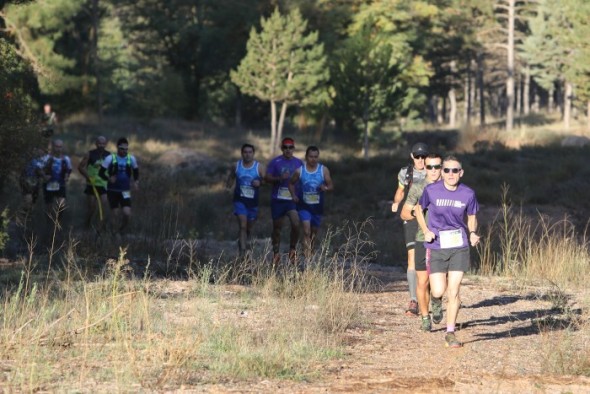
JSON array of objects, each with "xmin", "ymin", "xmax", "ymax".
[{"xmin": 415, "ymin": 155, "xmax": 480, "ymax": 349}]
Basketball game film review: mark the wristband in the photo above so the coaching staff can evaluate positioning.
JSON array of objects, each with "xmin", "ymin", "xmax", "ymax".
[{"xmin": 470, "ymin": 231, "xmax": 477, "ymax": 236}]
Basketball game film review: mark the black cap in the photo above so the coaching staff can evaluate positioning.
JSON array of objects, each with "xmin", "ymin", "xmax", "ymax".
[{"xmin": 411, "ymin": 142, "xmax": 428, "ymax": 156}]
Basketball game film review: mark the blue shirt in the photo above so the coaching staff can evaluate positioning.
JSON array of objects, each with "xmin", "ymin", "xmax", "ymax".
[
  {"xmin": 297, "ymin": 163, "xmax": 325, "ymax": 214},
  {"xmin": 233, "ymin": 160, "xmax": 261, "ymax": 208}
]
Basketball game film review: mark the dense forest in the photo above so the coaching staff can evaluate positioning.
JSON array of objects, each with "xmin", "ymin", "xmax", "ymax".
[{"xmin": 1, "ymin": 0, "xmax": 590, "ymax": 161}]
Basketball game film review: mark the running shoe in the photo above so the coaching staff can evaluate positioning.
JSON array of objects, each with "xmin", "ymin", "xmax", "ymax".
[
  {"xmin": 445, "ymin": 332, "xmax": 462, "ymax": 348},
  {"xmin": 405, "ymin": 300, "xmax": 419, "ymax": 317},
  {"xmin": 431, "ymin": 296, "xmax": 443, "ymax": 324},
  {"xmin": 420, "ymin": 316, "xmax": 432, "ymax": 332}
]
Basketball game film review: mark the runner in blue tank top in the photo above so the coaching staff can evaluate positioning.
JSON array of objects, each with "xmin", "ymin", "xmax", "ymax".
[
  {"xmin": 288, "ymin": 146, "xmax": 333, "ymax": 262},
  {"xmin": 99, "ymin": 137, "xmax": 139, "ymax": 235},
  {"xmin": 265, "ymin": 137, "xmax": 304, "ymax": 265},
  {"xmin": 41, "ymin": 139, "xmax": 72, "ymax": 221},
  {"xmin": 226, "ymin": 143, "xmax": 265, "ymax": 257}
]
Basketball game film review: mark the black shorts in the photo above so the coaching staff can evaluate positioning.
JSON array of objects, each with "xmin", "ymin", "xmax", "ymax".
[
  {"xmin": 43, "ymin": 187, "xmax": 66, "ymax": 204},
  {"xmin": 107, "ymin": 190, "xmax": 132, "ymax": 209},
  {"xmin": 415, "ymin": 241, "xmax": 427, "ymax": 271},
  {"xmin": 429, "ymin": 247, "xmax": 470, "ymax": 274},
  {"xmin": 403, "ymin": 220, "xmax": 418, "ymax": 250},
  {"xmin": 84, "ymin": 185, "xmax": 107, "ymax": 196}
]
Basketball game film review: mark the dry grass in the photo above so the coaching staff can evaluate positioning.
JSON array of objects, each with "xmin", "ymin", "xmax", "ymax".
[
  {"xmin": 476, "ymin": 185, "xmax": 590, "ymax": 377},
  {"xmin": 476, "ymin": 184, "xmax": 590, "ymax": 288},
  {"xmin": 0, "ymin": 220, "xmax": 371, "ymax": 391}
]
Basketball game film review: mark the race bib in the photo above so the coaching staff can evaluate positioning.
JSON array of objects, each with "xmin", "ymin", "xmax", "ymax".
[
  {"xmin": 122, "ymin": 190, "xmax": 131, "ymax": 199},
  {"xmin": 439, "ymin": 229, "xmax": 464, "ymax": 249},
  {"xmin": 303, "ymin": 192, "xmax": 320, "ymax": 205},
  {"xmin": 240, "ymin": 185, "xmax": 255, "ymax": 199},
  {"xmin": 46, "ymin": 181, "xmax": 60, "ymax": 191},
  {"xmin": 277, "ymin": 187, "xmax": 292, "ymax": 200}
]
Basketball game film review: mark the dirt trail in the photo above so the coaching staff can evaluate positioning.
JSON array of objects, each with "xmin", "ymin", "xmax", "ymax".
[{"xmin": 199, "ymin": 267, "xmax": 590, "ymax": 393}]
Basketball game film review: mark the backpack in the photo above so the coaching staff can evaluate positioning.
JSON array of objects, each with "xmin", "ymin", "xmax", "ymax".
[
  {"xmin": 108, "ymin": 153, "xmax": 132, "ymax": 177},
  {"xmin": 396, "ymin": 162, "xmax": 414, "ymax": 216}
]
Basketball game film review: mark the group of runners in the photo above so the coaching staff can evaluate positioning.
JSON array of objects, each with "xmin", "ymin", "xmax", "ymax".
[
  {"xmin": 19, "ymin": 136, "xmax": 140, "ymax": 235},
  {"xmin": 20, "ymin": 129, "xmax": 478, "ymax": 348},
  {"xmin": 392, "ymin": 143, "xmax": 480, "ymax": 348},
  {"xmin": 226, "ymin": 137, "xmax": 333, "ymax": 265}
]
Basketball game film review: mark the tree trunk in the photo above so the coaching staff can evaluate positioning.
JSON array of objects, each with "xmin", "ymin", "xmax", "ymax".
[
  {"xmin": 270, "ymin": 101, "xmax": 278, "ymax": 156},
  {"xmin": 587, "ymin": 101, "xmax": 590, "ymax": 132},
  {"xmin": 428, "ymin": 94, "xmax": 436, "ymax": 123},
  {"xmin": 277, "ymin": 101, "xmax": 288, "ymax": 151},
  {"xmin": 362, "ymin": 94, "xmax": 370, "ymax": 160},
  {"xmin": 464, "ymin": 66, "xmax": 473, "ymax": 125},
  {"xmin": 235, "ymin": 90, "xmax": 242, "ymax": 130},
  {"xmin": 437, "ymin": 96, "xmax": 444, "ymax": 125},
  {"xmin": 505, "ymin": 0, "xmax": 515, "ymax": 131},
  {"xmin": 523, "ymin": 67, "xmax": 530, "ymax": 115},
  {"xmin": 91, "ymin": 0, "xmax": 102, "ymax": 122},
  {"xmin": 514, "ymin": 74, "xmax": 522, "ymax": 116},
  {"xmin": 363, "ymin": 120, "xmax": 370, "ymax": 160},
  {"xmin": 548, "ymin": 88, "xmax": 554, "ymax": 113},
  {"xmin": 477, "ymin": 52, "xmax": 486, "ymax": 127},
  {"xmin": 564, "ymin": 81, "xmax": 572, "ymax": 130},
  {"xmin": 314, "ymin": 112, "xmax": 327, "ymax": 142},
  {"xmin": 448, "ymin": 88, "xmax": 457, "ymax": 128}
]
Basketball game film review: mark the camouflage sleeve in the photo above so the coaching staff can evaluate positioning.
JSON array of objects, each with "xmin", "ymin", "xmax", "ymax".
[
  {"xmin": 397, "ymin": 167, "xmax": 407, "ymax": 187},
  {"xmin": 405, "ymin": 181, "xmax": 425, "ymax": 207}
]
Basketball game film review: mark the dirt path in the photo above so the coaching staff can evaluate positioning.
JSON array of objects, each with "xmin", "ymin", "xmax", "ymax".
[{"xmin": 199, "ymin": 267, "xmax": 590, "ymax": 393}]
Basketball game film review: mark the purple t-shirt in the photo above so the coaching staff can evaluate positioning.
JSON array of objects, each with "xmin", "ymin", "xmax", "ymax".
[
  {"xmin": 266, "ymin": 155, "xmax": 303, "ymax": 201},
  {"xmin": 418, "ymin": 180, "xmax": 479, "ymax": 250}
]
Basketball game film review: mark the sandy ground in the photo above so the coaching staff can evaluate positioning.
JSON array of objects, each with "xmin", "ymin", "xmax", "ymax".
[{"xmin": 190, "ymin": 266, "xmax": 590, "ymax": 393}]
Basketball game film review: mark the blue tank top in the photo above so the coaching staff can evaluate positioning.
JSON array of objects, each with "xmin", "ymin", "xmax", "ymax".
[
  {"xmin": 298, "ymin": 164, "xmax": 324, "ymax": 214},
  {"xmin": 233, "ymin": 160, "xmax": 260, "ymax": 207}
]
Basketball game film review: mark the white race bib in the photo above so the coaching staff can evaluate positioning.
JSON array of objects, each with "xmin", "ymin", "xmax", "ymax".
[
  {"xmin": 277, "ymin": 187, "xmax": 292, "ymax": 200},
  {"xmin": 303, "ymin": 192, "xmax": 320, "ymax": 205},
  {"xmin": 439, "ymin": 229, "xmax": 464, "ymax": 249},
  {"xmin": 46, "ymin": 181, "xmax": 60, "ymax": 191},
  {"xmin": 122, "ymin": 190, "xmax": 131, "ymax": 199},
  {"xmin": 240, "ymin": 185, "xmax": 255, "ymax": 199}
]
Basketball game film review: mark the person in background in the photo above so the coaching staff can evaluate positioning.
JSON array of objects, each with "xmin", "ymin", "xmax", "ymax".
[
  {"xmin": 42, "ymin": 139, "xmax": 72, "ymax": 221},
  {"xmin": 41, "ymin": 103, "xmax": 58, "ymax": 138},
  {"xmin": 18, "ymin": 147, "xmax": 46, "ymax": 225},
  {"xmin": 264, "ymin": 137, "xmax": 303, "ymax": 265},
  {"xmin": 400, "ymin": 153, "xmax": 442, "ymax": 332},
  {"xmin": 78, "ymin": 136, "xmax": 110, "ymax": 229},
  {"xmin": 99, "ymin": 137, "xmax": 139, "ymax": 235},
  {"xmin": 391, "ymin": 142, "xmax": 429, "ymax": 317},
  {"xmin": 226, "ymin": 143, "xmax": 265, "ymax": 257},
  {"xmin": 288, "ymin": 146, "xmax": 333, "ymax": 263}
]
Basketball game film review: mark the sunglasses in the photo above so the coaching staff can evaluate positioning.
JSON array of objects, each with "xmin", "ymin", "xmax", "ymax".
[
  {"xmin": 282, "ymin": 145, "xmax": 295, "ymax": 150},
  {"xmin": 443, "ymin": 168, "xmax": 461, "ymax": 174},
  {"xmin": 426, "ymin": 164, "xmax": 442, "ymax": 170},
  {"xmin": 413, "ymin": 155, "xmax": 426, "ymax": 160}
]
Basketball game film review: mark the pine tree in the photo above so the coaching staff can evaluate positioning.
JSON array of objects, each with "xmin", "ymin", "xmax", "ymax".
[{"xmin": 231, "ymin": 8, "xmax": 329, "ymax": 155}]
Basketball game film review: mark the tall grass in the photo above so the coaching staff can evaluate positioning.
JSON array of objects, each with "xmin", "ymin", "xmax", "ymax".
[
  {"xmin": 0, "ymin": 220, "xmax": 370, "ymax": 391},
  {"xmin": 476, "ymin": 185, "xmax": 590, "ymax": 377},
  {"xmin": 477, "ymin": 184, "xmax": 590, "ymax": 287}
]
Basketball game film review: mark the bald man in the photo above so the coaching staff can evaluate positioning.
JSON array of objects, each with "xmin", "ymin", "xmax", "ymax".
[{"xmin": 78, "ymin": 136, "xmax": 111, "ymax": 228}]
